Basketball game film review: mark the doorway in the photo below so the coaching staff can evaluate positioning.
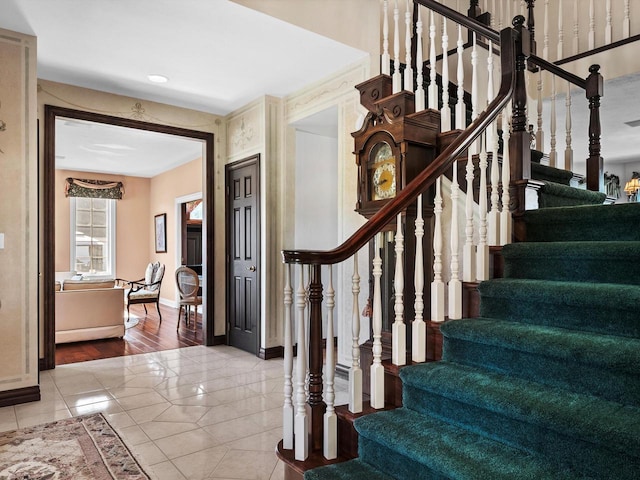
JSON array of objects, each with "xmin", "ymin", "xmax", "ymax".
[
  {"xmin": 42, "ymin": 105, "xmax": 215, "ymax": 370},
  {"xmin": 225, "ymin": 155, "xmax": 260, "ymax": 355}
]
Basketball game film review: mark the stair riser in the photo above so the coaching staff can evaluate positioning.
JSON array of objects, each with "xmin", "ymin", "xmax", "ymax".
[
  {"xmin": 358, "ymin": 437, "xmax": 447, "ymax": 480},
  {"xmin": 479, "ymin": 296, "xmax": 640, "ymax": 337},
  {"xmin": 402, "ymin": 385, "xmax": 639, "ymax": 479},
  {"xmin": 502, "ymin": 257, "xmax": 640, "ymax": 286},
  {"xmin": 526, "ymin": 224, "xmax": 640, "ymax": 242},
  {"xmin": 442, "ymin": 337, "xmax": 640, "ymax": 407}
]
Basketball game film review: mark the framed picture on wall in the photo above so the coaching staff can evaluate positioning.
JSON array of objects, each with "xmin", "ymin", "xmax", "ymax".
[{"xmin": 154, "ymin": 213, "xmax": 167, "ymax": 253}]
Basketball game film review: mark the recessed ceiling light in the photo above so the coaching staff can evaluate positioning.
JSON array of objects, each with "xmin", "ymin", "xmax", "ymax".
[{"xmin": 147, "ymin": 74, "xmax": 169, "ymax": 84}]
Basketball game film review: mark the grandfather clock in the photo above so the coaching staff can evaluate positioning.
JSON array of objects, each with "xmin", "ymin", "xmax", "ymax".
[{"xmin": 352, "ymin": 74, "xmax": 440, "ymax": 402}]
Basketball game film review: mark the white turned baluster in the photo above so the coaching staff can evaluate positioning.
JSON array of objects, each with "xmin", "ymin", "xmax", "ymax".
[
  {"xmin": 393, "ymin": 0, "xmax": 401, "ymax": 93},
  {"xmin": 463, "ymin": 33, "xmax": 478, "ymax": 283},
  {"xmin": 605, "ymin": 0, "xmax": 612, "ymax": 45},
  {"xmin": 543, "ymin": 0, "xmax": 550, "ymax": 61},
  {"xmin": 428, "ymin": 10, "xmax": 438, "ymax": 109},
  {"xmin": 477, "ymin": 134, "xmax": 489, "ymax": 281},
  {"xmin": 283, "ymin": 264, "xmax": 294, "ymax": 450},
  {"xmin": 404, "ymin": 0, "xmax": 413, "ymax": 92},
  {"xmin": 413, "ymin": 194, "xmax": 426, "ymax": 361},
  {"xmin": 431, "ymin": 178, "xmax": 445, "ymax": 322},
  {"xmin": 564, "ymin": 81, "xmax": 573, "ymax": 171},
  {"xmin": 500, "ymin": 106, "xmax": 512, "ymax": 246},
  {"xmin": 392, "ymin": 214, "xmax": 406, "ymax": 365},
  {"xmin": 486, "ymin": 40, "xmax": 499, "ymax": 247},
  {"xmin": 557, "ymin": 0, "xmax": 564, "ymax": 60},
  {"xmin": 536, "ymin": 71, "xmax": 543, "ymax": 150},
  {"xmin": 455, "ymin": 24, "xmax": 465, "ymax": 129},
  {"xmin": 415, "ymin": 9, "xmax": 426, "ymax": 111},
  {"xmin": 382, "ymin": 0, "xmax": 390, "ymax": 75},
  {"xmin": 441, "ymin": 17, "xmax": 451, "ymax": 131},
  {"xmin": 349, "ymin": 253, "xmax": 362, "ymax": 414},
  {"xmin": 491, "ymin": 0, "xmax": 497, "ymax": 29},
  {"xmin": 537, "ymin": 0, "xmax": 548, "ymax": 150},
  {"xmin": 371, "ymin": 234, "xmax": 385, "ymax": 409},
  {"xmin": 449, "ymin": 161, "xmax": 463, "ymax": 319},
  {"xmin": 549, "ymin": 76, "xmax": 557, "ymax": 167},
  {"xmin": 505, "ymin": 0, "xmax": 511, "ymax": 31},
  {"xmin": 497, "ymin": 0, "xmax": 503, "ymax": 31},
  {"xmin": 323, "ymin": 266, "xmax": 336, "ymax": 460},
  {"xmin": 463, "ymin": 145, "xmax": 476, "ymax": 282},
  {"xmin": 589, "ymin": 0, "xmax": 595, "ymax": 50},
  {"xmin": 294, "ymin": 264, "xmax": 308, "ymax": 461},
  {"xmin": 471, "ymin": 33, "xmax": 478, "ymax": 121},
  {"xmin": 573, "ymin": 0, "xmax": 579, "ymax": 55},
  {"xmin": 624, "ymin": 0, "xmax": 631, "ymax": 39}
]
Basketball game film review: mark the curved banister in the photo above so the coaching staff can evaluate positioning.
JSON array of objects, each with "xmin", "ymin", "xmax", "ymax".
[{"xmin": 282, "ymin": 25, "xmax": 518, "ymax": 266}]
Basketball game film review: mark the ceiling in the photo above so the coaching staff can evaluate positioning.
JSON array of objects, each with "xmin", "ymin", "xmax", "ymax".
[
  {"xmin": 0, "ymin": 0, "xmax": 368, "ymax": 176},
  {"xmin": 55, "ymin": 117, "xmax": 205, "ymax": 177},
  {"xmin": 0, "ymin": 0, "xmax": 367, "ymax": 115}
]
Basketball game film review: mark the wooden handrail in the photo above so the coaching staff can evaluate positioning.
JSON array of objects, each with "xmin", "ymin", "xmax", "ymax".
[
  {"xmin": 282, "ymin": 25, "xmax": 518, "ymax": 266},
  {"xmin": 528, "ymin": 54, "xmax": 587, "ymax": 89}
]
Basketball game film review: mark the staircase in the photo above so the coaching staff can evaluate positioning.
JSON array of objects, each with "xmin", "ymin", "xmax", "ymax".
[
  {"xmin": 306, "ymin": 201, "xmax": 640, "ymax": 479},
  {"xmin": 278, "ymin": 1, "xmax": 640, "ymax": 478}
]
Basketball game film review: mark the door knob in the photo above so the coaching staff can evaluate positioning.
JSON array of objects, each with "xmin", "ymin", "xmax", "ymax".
[{"xmin": 248, "ymin": 265, "xmax": 257, "ymax": 272}]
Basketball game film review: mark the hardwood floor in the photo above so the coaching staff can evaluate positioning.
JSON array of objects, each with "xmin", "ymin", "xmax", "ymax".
[{"xmin": 55, "ymin": 303, "xmax": 204, "ymax": 366}]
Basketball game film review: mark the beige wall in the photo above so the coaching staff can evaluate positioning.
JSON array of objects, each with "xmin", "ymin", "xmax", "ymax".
[
  {"xmin": 0, "ymin": 29, "xmax": 38, "ymax": 392},
  {"xmin": 149, "ymin": 157, "xmax": 203, "ymax": 303},
  {"xmin": 54, "ymin": 170, "xmax": 151, "ymax": 283}
]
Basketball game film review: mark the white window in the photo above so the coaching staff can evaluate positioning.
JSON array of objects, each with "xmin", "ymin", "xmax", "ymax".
[{"xmin": 70, "ymin": 197, "xmax": 116, "ymax": 278}]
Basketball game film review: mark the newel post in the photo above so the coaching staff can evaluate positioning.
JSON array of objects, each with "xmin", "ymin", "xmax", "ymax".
[
  {"xmin": 585, "ymin": 64, "xmax": 604, "ymax": 192},
  {"xmin": 509, "ymin": 15, "xmax": 532, "ymax": 242},
  {"xmin": 308, "ymin": 264, "xmax": 325, "ymax": 453},
  {"xmin": 526, "ymin": 0, "xmax": 537, "ymax": 57}
]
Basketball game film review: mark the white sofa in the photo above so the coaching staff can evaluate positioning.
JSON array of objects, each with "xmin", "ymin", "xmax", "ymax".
[{"xmin": 54, "ymin": 277, "xmax": 125, "ymax": 344}]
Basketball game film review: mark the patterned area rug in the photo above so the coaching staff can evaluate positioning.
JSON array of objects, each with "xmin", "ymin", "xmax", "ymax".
[
  {"xmin": 125, "ymin": 316, "xmax": 140, "ymax": 329},
  {"xmin": 0, "ymin": 414, "xmax": 150, "ymax": 479}
]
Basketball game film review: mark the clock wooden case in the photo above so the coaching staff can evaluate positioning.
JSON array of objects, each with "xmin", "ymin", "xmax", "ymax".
[{"xmin": 353, "ymin": 75, "xmax": 441, "ymax": 219}]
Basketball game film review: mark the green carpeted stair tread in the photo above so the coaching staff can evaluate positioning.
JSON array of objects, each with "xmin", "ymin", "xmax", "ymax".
[
  {"xmin": 478, "ymin": 279, "xmax": 640, "ymax": 337},
  {"xmin": 354, "ymin": 408, "xmax": 584, "ymax": 480},
  {"xmin": 399, "ymin": 361, "xmax": 640, "ymax": 459},
  {"xmin": 501, "ymin": 241, "xmax": 640, "ymax": 285},
  {"xmin": 304, "ymin": 459, "xmax": 395, "ymax": 480},
  {"xmin": 536, "ymin": 181, "xmax": 606, "ymax": 208},
  {"xmin": 441, "ymin": 318, "xmax": 640, "ymax": 405},
  {"xmin": 531, "ymin": 163, "xmax": 573, "ymax": 185},
  {"xmin": 524, "ymin": 203, "xmax": 640, "ymax": 242},
  {"xmin": 441, "ymin": 318, "xmax": 640, "ymax": 371}
]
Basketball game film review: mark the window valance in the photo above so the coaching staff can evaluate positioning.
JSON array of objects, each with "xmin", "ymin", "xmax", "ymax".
[{"xmin": 65, "ymin": 178, "xmax": 124, "ymax": 200}]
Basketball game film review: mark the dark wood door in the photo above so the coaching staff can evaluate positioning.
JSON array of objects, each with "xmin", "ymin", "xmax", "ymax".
[{"xmin": 226, "ymin": 156, "xmax": 260, "ymax": 355}]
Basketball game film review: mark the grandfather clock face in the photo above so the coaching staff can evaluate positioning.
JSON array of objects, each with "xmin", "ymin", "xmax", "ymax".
[{"xmin": 368, "ymin": 141, "xmax": 397, "ymax": 201}]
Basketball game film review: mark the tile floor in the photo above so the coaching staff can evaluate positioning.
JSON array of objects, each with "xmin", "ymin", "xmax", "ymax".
[{"xmin": 0, "ymin": 345, "xmax": 349, "ymax": 480}]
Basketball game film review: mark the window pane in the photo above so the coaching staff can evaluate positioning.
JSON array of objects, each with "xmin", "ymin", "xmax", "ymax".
[{"xmin": 72, "ymin": 198, "xmax": 115, "ymax": 276}]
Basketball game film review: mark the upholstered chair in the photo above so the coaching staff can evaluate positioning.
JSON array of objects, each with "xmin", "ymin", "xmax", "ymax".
[{"xmin": 116, "ymin": 262, "xmax": 165, "ymax": 322}]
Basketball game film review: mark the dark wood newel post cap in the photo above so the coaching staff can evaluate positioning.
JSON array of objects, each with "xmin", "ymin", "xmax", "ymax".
[
  {"xmin": 512, "ymin": 15, "xmax": 525, "ymax": 28},
  {"xmin": 586, "ymin": 64, "xmax": 603, "ymax": 98}
]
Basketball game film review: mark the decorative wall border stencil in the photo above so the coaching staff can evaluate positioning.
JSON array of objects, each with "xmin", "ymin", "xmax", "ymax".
[{"xmin": 231, "ymin": 117, "xmax": 255, "ymax": 151}]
